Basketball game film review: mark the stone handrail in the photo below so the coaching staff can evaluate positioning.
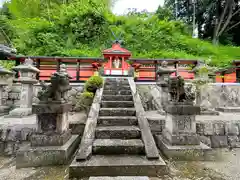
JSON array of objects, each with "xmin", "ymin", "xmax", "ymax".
[
  {"xmin": 76, "ymin": 87, "xmax": 103, "ymax": 160},
  {"xmin": 128, "ymin": 77, "xmax": 159, "ymax": 159}
]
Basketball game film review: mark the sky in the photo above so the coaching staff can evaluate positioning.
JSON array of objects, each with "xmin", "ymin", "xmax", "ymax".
[
  {"xmin": 0, "ymin": 0, "xmax": 164, "ymax": 14},
  {"xmin": 112, "ymin": 0, "xmax": 164, "ymax": 14}
]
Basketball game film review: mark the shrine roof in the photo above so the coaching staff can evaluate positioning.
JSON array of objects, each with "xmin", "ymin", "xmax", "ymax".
[{"xmin": 102, "ymin": 43, "xmax": 131, "ymax": 56}]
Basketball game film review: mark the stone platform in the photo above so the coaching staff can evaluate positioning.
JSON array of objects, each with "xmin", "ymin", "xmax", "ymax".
[
  {"xmin": 69, "ymin": 155, "xmax": 167, "ymax": 178},
  {"xmin": 155, "ymin": 135, "xmax": 212, "ymax": 161},
  {"xmin": 89, "ymin": 176, "xmax": 149, "ymax": 180},
  {"xmin": 16, "ymin": 135, "xmax": 80, "ymax": 168}
]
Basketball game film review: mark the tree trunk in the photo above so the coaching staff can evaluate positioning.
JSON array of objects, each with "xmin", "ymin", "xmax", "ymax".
[{"xmin": 212, "ymin": 36, "xmax": 219, "ymax": 45}]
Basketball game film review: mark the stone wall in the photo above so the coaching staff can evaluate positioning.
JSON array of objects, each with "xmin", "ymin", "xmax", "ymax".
[
  {"xmin": 137, "ymin": 85, "xmax": 159, "ymax": 111},
  {"xmin": 0, "ymin": 125, "xmax": 36, "ymax": 156},
  {"xmin": 199, "ymin": 83, "xmax": 240, "ymax": 109},
  {"xmin": 2, "ymin": 83, "xmax": 84, "ymax": 110},
  {"xmin": 138, "ymin": 83, "xmax": 240, "ymax": 111}
]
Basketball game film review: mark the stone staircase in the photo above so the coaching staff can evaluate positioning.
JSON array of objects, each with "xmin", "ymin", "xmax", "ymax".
[
  {"xmin": 69, "ymin": 78, "xmax": 166, "ymax": 179},
  {"xmin": 94, "ymin": 78, "xmax": 144, "ymax": 155}
]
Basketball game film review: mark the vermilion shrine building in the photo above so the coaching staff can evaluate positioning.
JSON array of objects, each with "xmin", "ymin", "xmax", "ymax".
[{"xmin": 2, "ymin": 41, "xmax": 239, "ymax": 83}]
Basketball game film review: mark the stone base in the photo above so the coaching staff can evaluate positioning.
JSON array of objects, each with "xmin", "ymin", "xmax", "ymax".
[
  {"xmin": 69, "ymin": 155, "xmax": 167, "ymax": 178},
  {"xmin": 163, "ymin": 129, "xmax": 200, "ymax": 145},
  {"xmin": 155, "ymin": 135, "xmax": 213, "ymax": 161},
  {"xmin": 30, "ymin": 130, "xmax": 72, "ymax": 146},
  {"xmin": 8, "ymin": 107, "xmax": 32, "ymax": 118},
  {"xmin": 215, "ymin": 107, "xmax": 240, "ymax": 113},
  {"xmin": 16, "ymin": 135, "xmax": 80, "ymax": 168},
  {"xmin": 0, "ymin": 105, "xmax": 11, "ymax": 116}
]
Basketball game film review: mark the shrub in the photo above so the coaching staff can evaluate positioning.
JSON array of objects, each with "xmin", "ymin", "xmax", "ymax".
[
  {"xmin": 84, "ymin": 75, "xmax": 103, "ymax": 93},
  {"xmin": 74, "ymin": 91, "xmax": 94, "ymax": 113}
]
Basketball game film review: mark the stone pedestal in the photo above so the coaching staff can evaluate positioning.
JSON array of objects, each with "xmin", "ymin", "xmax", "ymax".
[
  {"xmin": 8, "ymin": 58, "xmax": 39, "ymax": 117},
  {"xmin": 16, "ymin": 102, "xmax": 80, "ymax": 168},
  {"xmin": 155, "ymin": 102, "xmax": 212, "ymax": 160}
]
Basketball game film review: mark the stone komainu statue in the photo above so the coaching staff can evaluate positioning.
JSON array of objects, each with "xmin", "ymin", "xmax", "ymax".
[
  {"xmin": 37, "ymin": 71, "xmax": 72, "ymax": 102},
  {"xmin": 168, "ymin": 76, "xmax": 195, "ymax": 102}
]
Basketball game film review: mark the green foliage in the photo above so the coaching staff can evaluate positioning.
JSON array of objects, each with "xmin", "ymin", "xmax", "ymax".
[
  {"xmin": 1, "ymin": 0, "xmax": 240, "ymax": 68},
  {"xmin": 82, "ymin": 91, "xmax": 94, "ymax": 99},
  {"xmin": 74, "ymin": 91, "xmax": 94, "ymax": 112},
  {"xmin": 74, "ymin": 75, "xmax": 103, "ymax": 112},
  {"xmin": 84, "ymin": 75, "xmax": 103, "ymax": 93}
]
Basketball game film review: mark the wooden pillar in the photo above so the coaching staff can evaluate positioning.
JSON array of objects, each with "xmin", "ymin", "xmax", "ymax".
[
  {"xmin": 221, "ymin": 72, "xmax": 225, "ymax": 83},
  {"xmin": 36, "ymin": 59, "xmax": 40, "ymax": 80},
  {"xmin": 236, "ymin": 64, "xmax": 240, "ymax": 83},
  {"xmin": 154, "ymin": 60, "xmax": 157, "ymax": 81},
  {"xmin": 122, "ymin": 57, "xmax": 124, "ymax": 75},
  {"xmin": 109, "ymin": 56, "xmax": 112, "ymax": 75},
  {"xmin": 76, "ymin": 59, "xmax": 80, "ymax": 81},
  {"xmin": 57, "ymin": 59, "xmax": 61, "ymax": 72}
]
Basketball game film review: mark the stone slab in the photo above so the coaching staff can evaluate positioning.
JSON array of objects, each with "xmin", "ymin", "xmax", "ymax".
[
  {"xmin": 99, "ymin": 108, "xmax": 136, "ymax": 116},
  {"xmin": 30, "ymin": 130, "xmax": 72, "ymax": 146},
  {"xmin": 69, "ymin": 155, "xmax": 167, "ymax": 178},
  {"xmin": 103, "ymin": 90, "xmax": 132, "ymax": 95},
  {"xmin": 216, "ymin": 107, "xmax": 240, "ymax": 113},
  {"xmin": 165, "ymin": 104, "xmax": 200, "ymax": 115},
  {"xmin": 95, "ymin": 126, "xmax": 141, "ymax": 139},
  {"xmin": 102, "ymin": 95, "xmax": 133, "ymax": 101},
  {"xmin": 89, "ymin": 177, "xmax": 149, "ymax": 180},
  {"xmin": 0, "ymin": 106, "xmax": 10, "ymax": 114},
  {"xmin": 16, "ymin": 135, "xmax": 80, "ymax": 168},
  {"xmin": 8, "ymin": 107, "xmax": 32, "ymax": 118},
  {"xmin": 162, "ymin": 129, "xmax": 200, "ymax": 145},
  {"xmin": 32, "ymin": 103, "xmax": 72, "ymax": 114},
  {"xmin": 101, "ymin": 101, "xmax": 134, "ymax": 108},
  {"xmin": 210, "ymin": 135, "xmax": 228, "ymax": 148},
  {"xmin": 69, "ymin": 123, "xmax": 85, "ymax": 135},
  {"xmin": 98, "ymin": 116, "xmax": 138, "ymax": 126},
  {"xmin": 155, "ymin": 135, "xmax": 213, "ymax": 161},
  {"xmin": 200, "ymin": 110, "xmax": 219, "ymax": 116},
  {"xmin": 93, "ymin": 139, "xmax": 144, "ymax": 155}
]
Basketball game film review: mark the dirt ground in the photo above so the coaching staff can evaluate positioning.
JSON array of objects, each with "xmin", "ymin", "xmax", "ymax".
[{"xmin": 0, "ymin": 148, "xmax": 238, "ymax": 180}]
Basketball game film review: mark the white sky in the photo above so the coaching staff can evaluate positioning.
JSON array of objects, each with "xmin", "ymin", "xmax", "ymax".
[
  {"xmin": 0, "ymin": 0, "xmax": 164, "ymax": 14},
  {"xmin": 113, "ymin": 0, "xmax": 164, "ymax": 14}
]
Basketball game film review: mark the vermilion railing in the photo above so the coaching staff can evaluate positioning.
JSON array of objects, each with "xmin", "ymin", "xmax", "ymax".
[{"xmin": 6, "ymin": 57, "xmax": 238, "ymax": 83}]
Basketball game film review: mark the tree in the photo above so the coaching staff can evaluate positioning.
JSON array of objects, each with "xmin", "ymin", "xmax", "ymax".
[{"xmin": 212, "ymin": 0, "xmax": 240, "ymax": 44}]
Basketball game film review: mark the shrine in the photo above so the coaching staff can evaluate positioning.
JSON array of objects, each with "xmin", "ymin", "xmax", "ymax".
[{"xmin": 102, "ymin": 40, "xmax": 131, "ymax": 76}]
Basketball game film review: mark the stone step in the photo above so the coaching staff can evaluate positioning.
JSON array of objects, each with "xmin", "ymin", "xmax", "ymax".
[
  {"xmin": 104, "ymin": 86, "xmax": 131, "ymax": 91},
  {"xmin": 102, "ymin": 95, "xmax": 133, "ymax": 101},
  {"xmin": 69, "ymin": 155, "xmax": 167, "ymax": 178},
  {"xmin": 104, "ymin": 81, "xmax": 129, "ymax": 86},
  {"xmin": 93, "ymin": 139, "xmax": 144, "ymax": 155},
  {"xmin": 103, "ymin": 90, "xmax": 132, "ymax": 95},
  {"xmin": 98, "ymin": 116, "xmax": 138, "ymax": 126},
  {"xmin": 99, "ymin": 108, "xmax": 136, "ymax": 116},
  {"xmin": 101, "ymin": 101, "xmax": 134, "ymax": 108},
  {"xmin": 95, "ymin": 126, "xmax": 141, "ymax": 139}
]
